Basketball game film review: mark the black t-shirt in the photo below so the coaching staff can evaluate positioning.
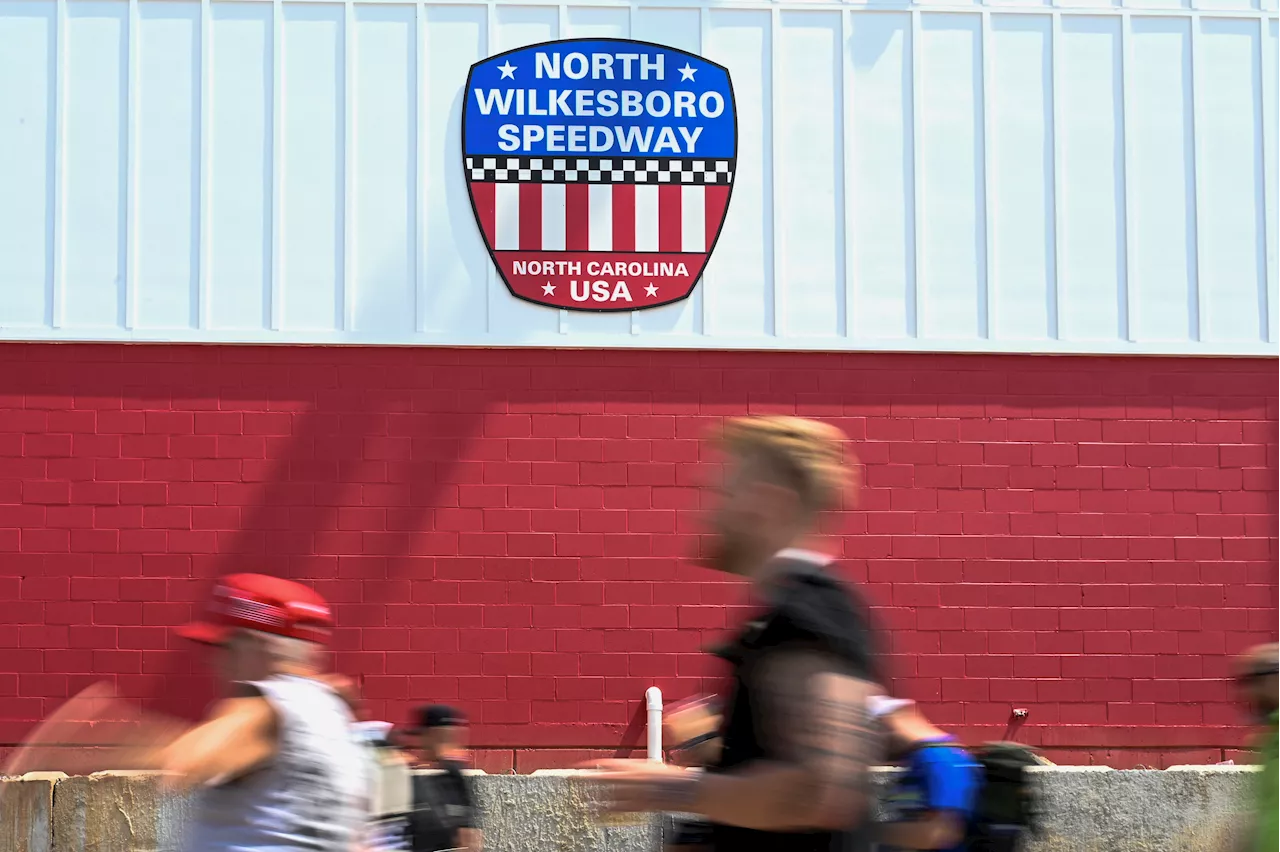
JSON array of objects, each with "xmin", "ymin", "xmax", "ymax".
[
  {"xmin": 406, "ymin": 760, "xmax": 478, "ymax": 852},
  {"xmin": 707, "ymin": 555, "xmax": 882, "ymax": 852}
]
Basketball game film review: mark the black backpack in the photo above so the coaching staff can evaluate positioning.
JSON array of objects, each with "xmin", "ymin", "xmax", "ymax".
[{"xmin": 964, "ymin": 742, "xmax": 1043, "ymax": 852}]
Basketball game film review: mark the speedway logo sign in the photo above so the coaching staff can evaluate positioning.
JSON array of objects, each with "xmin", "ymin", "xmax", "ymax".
[{"xmin": 463, "ymin": 39, "xmax": 737, "ymax": 312}]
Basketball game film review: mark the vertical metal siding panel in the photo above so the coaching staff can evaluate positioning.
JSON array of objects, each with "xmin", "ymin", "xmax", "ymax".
[
  {"xmin": 197, "ymin": 0, "xmax": 211, "ymax": 329},
  {"xmin": 1120, "ymin": 13, "xmax": 1136, "ymax": 341},
  {"xmin": 701, "ymin": 8, "xmax": 770, "ymax": 338},
  {"xmin": 1049, "ymin": 12, "xmax": 1064, "ymax": 340},
  {"xmin": 350, "ymin": 4, "xmax": 417, "ymax": 335},
  {"xmin": 775, "ymin": 10, "xmax": 841, "ymax": 338},
  {"xmin": 487, "ymin": 5, "xmax": 558, "ymax": 338},
  {"xmin": 279, "ymin": 3, "xmax": 343, "ymax": 333},
  {"xmin": 1188, "ymin": 18, "xmax": 1205, "ymax": 343},
  {"xmin": 124, "ymin": 0, "xmax": 137, "ymax": 330},
  {"xmin": 917, "ymin": 13, "xmax": 984, "ymax": 342},
  {"xmin": 979, "ymin": 11, "xmax": 992, "ymax": 340},
  {"xmin": 1127, "ymin": 17, "xmax": 1195, "ymax": 343},
  {"xmin": 839, "ymin": 9, "xmax": 855, "ymax": 339},
  {"xmin": 420, "ymin": 3, "xmax": 488, "ymax": 337},
  {"xmin": 53, "ymin": 0, "xmax": 67, "ymax": 329},
  {"xmin": 415, "ymin": 2, "xmax": 427, "ymax": 334},
  {"xmin": 1195, "ymin": 18, "xmax": 1266, "ymax": 344},
  {"xmin": 909, "ymin": 9, "xmax": 923, "ymax": 339},
  {"xmin": 134, "ymin": 1, "xmax": 200, "ymax": 331},
  {"xmin": 1058, "ymin": 15, "xmax": 1125, "ymax": 343},
  {"xmin": 62, "ymin": 1, "xmax": 127, "ymax": 329},
  {"xmin": 987, "ymin": 13, "xmax": 1055, "ymax": 341},
  {"xmin": 270, "ymin": 0, "xmax": 283, "ymax": 330},
  {"xmin": 849, "ymin": 12, "xmax": 913, "ymax": 341},
  {"xmin": 1262, "ymin": 17, "xmax": 1278, "ymax": 343},
  {"xmin": 207, "ymin": 1, "xmax": 272, "ymax": 331},
  {"xmin": 560, "ymin": 4, "xmax": 632, "ymax": 339},
  {"xmin": 629, "ymin": 6, "xmax": 703, "ymax": 338},
  {"xmin": 769, "ymin": 7, "xmax": 780, "ymax": 338},
  {"xmin": 0, "ymin": 3, "xmax": 56, "ymax": 328},
  {"xmin": 342, "ymin": 0, "xmax": 355, "ymax": 332}
]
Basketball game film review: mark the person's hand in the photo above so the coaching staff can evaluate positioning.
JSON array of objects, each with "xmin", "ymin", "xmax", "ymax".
[
  {"xmin": 663, "ymin": 696, "xmax": 722, "ymax": 768},
  {"xmin": 582, "ymin": 759, "xmax": 703, "ymax": 814}
]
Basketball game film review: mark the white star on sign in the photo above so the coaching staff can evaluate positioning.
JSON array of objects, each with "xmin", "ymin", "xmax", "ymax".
[
  {"xmin": 678, "ymin": 63, "xmax": 697, "ymax": 81},
  {"xmin": 644, "ymin": 283, "xmax": 659, "ymax": 298},
  {"xmin": 498, "ymin": 61, "xmax": 517, "ymax": 79},
  {"xmin": 543, "ymin": 282, "xmax": 556, "ymax": 295}
]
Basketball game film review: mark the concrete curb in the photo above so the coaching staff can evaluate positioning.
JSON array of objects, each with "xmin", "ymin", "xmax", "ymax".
[
  {"xmin": 51, "ymin": 772, "xmax": 191, "ymax": 852},
  {"xmin": 0, "ymin": 766, "xmax": 1260, "ymax": 852},
  {"xmin": 0, "ymin": 772, "xmax": 63, "ymax": 852}
]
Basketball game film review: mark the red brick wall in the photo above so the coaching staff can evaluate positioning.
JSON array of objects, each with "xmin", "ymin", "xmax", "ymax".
[{"xmin": 0, "ymin": 344, "xmax": 1275, "ymax": 771}]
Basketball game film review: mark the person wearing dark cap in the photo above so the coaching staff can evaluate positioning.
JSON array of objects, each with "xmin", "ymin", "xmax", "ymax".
[{"xmin": 403, "ymin": 705, "xmax": 482, "ymax": 852}]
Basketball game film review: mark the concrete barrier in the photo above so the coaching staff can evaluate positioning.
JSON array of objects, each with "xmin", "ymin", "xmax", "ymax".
[
  {"xmin": 49, "ymin": 771, "xmax": 190, "ymax": 852},
  {"xmin": 478, "ymin": 771, "xmax": 661, "ymax": 852},
  {"xmin": 1028, "ymin": 766, "xmax": 1255, "ymax": 852},
  {"xmin": 0, "ymin": 766, "xmax": 1259, "ymax": 852},
  {"xmin": 0, "ymin": 772, "xmax": 60, "ymax": 852}
]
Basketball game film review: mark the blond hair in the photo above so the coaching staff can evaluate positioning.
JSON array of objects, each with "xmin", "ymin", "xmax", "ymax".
[{"xmin": 718, "ymin": 416, "xmax": 856, "ymax": 513}]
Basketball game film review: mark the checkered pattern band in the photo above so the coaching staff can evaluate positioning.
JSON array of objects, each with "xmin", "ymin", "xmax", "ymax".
[{"xmin": 466, "ymin": 156, "xmax": 734, "ymax": 185}]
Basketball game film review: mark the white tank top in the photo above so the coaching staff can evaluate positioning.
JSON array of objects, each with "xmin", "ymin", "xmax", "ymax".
[{"xmin": 183, "ymin": 675, "xmax": 369, "ymax": 852}]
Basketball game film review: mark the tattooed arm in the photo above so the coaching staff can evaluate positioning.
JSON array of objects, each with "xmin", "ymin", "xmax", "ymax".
[
  {"xmin": 593, "ymin": 648, "xmax": 881, "ymax": 830},
  {"xmin": 689, "ymin": 648, "xmax": 882, "ymax": 831}
]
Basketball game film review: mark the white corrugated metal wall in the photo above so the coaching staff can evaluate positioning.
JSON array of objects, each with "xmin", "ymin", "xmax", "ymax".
[{"xmin": 0, "ymin": 0, "xmax": 1275, "ymax": 354}]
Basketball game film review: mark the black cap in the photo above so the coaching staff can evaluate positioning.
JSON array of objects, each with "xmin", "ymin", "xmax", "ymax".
[{"xmin": 408, "ymin": 704, "xmax": 467, "ymax": 731}]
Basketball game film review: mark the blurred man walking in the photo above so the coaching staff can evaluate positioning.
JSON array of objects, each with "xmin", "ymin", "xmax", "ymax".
[{"xmin": 593, "ymin": 416, "xmax": 885, "ymax": 852}]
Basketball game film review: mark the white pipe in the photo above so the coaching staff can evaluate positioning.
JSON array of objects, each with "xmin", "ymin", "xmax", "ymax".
[{"xmin": 645, "ymin": 687, "xmax": 663, "ymax": 763}]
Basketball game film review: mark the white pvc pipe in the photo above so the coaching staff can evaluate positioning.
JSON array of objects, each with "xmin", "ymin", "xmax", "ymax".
[{"xmin": 645, "ymin": 687, "xmax": 663, "ymax": 763}]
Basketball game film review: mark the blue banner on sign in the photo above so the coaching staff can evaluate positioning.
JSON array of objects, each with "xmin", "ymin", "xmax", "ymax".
[{"xmin": 464, "ymin": 39, "xmax": 736, "ymax": 160}]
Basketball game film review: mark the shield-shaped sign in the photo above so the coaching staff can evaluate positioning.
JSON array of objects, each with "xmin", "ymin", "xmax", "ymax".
[{"xmin": 463, "ymin": 39, "xmax": 737, "ymax": 312}]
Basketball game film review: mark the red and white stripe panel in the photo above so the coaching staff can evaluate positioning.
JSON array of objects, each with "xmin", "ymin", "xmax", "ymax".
[{"xmin": 471, "ymin": 183, "xmax": 731, "ymax": 254}]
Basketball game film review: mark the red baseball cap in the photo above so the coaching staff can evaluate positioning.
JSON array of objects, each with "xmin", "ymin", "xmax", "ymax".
[{"xmin": 177, "ymin": 574, "xmax": 333, "ymax": 646}]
